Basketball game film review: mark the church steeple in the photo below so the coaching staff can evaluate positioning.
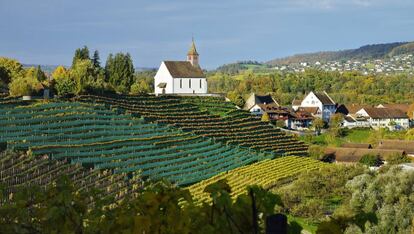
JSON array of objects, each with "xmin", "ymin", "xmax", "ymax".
[{"xmin": 187, "ymin": 38, "xmax": 199, "ymax": 67}]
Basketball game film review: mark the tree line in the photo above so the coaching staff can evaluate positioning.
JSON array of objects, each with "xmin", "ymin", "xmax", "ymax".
[
  {"xmin": 0, "ymin": 46, "xmax": 154, "ymax": 97},
  {"xmin": 207, "ymin": 69, "xmax": 414, "ymax": 106}
]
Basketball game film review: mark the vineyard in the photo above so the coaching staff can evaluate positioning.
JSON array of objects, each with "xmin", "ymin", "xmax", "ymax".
[
  {"xmin": 0, "ymin": 150, "xmax": 140, "ymax": 203},
  {"xmin": 188, "ymin": 156, "xmax": 326, "ymax": 204},
  {"xmin": 0, "ymin": 101, "xmax": 276, "ymax": 186},
  {"xmin": 75, "ymin": 94, "xmax": 308, "ymax": 156}
]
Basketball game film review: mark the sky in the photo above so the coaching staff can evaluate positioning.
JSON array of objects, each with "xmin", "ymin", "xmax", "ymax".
[{"xmin": 0, "ymin": 0, "xmax": 413, "ymax": 69}]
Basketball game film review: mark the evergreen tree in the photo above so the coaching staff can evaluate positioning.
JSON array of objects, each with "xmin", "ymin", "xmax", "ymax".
[
  {"xmin": 72, "ymin": 46, "xmax": 90, "ymax": 67},
  {"xmin": 34, "ymin": 65, "xmax": 47, "ymax": 82},
  {"xmin": 105, "ymin": 53, "xmax": 135, "ymax": 93},
  {"xmin": 92, "ymin": 50, "xmax": 100, "ymax": 68}
]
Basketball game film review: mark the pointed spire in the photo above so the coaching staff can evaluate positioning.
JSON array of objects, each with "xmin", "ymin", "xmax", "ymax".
[{"xmin": 187, "ymin": 37, "xmax": 199, "ymax": 56}]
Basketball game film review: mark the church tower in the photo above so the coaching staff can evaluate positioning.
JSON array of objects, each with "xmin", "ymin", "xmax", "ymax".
[{"xmin": 187, "ymin": 38, "xmax": 199, "ymax": 68}]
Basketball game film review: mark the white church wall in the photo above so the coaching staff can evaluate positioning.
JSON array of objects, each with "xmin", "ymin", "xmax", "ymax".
[
  {"xmin": 172, "ymin": 78, "xmax": 207, "ymax": 94},
  {"xmin": 154, "ymin": 62, "xmax": 174, "ymax": 94}
]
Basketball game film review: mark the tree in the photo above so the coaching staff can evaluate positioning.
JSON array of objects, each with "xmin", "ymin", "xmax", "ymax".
[
  {"xmin": 34, "ymin": 65, "xmax": 47, "ymax": 82},
  {"xmin": 105, "ymin": 53, "xmax": 135, "ymax": 93},
  {"xmin": 92, "ymin": 50, "xmax": 101, "ymax": 68},
  {"xmin": 312, "ymin": 117, "xmax": 325, "ymax": 134},
  {"xmin": 0, "ymin": 57, "xmax": 24, "ymax": 84},
  {"xmin": 70, "ymin": 59, "xmax": 95, "ymax": 95},
  {"xmin": 233, "ymin": 95, "xmax": 245, "ymax": 108},
  {"xmin": 8, "ymin": 67, "xmax": 43, "ymax": 96},
  {"xmin": 130, "ymin": 80, "xmax": 151, "ymax": 94},
  {"xmin": 341, "ymin": 166, "xmax": 414, "ymax": 233},
  {"xmin": 261, "ymin": 112, "xmax": 270, "ymax": 122},
  {"xmin": 51, "ymin": 66, "xmax": 69, "ymax": 80},
  {"xmin": 72, "ymin": 46, "xmax": 90, "ymax": 67},
  {"xmin": 55, "ymin": 76, "xmax": 76, "ymax": 96},
  {"xmin": 329, "ymin": 114, "xmax": 345, "ymax": 137}
]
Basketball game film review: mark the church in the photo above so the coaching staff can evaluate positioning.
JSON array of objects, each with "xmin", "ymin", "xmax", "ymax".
[{"xmin": 154, "ymin": 40, "xmax": 208, "ymax": 95}]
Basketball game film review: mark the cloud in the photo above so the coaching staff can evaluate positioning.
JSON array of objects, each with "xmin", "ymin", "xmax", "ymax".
[{"xmin": 280, "ymin": 0, "xmax": 412, "ymax": 10}]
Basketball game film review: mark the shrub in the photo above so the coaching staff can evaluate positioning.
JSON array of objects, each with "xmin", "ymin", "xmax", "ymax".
[
  {"xmin": 261, "ymin": 112, "xmax": 270, "ymax": 122},
  {"xmin": 359, "ymin": 154, "xmax": 382, "ymax": 167},
  {"xmin": 385, "ymin": 153, "xmax": 410, "ymax": 165}
]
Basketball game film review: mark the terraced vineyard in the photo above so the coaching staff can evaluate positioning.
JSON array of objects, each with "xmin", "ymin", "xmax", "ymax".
[
  {"xmin": 188, "ymin": 156, "xmax": 326, "ymax": 204},
  {"xmin": 0, "ymin": 150, "xmax": 140, "ymax": 203},
  {"xmin": 0, "ymin": 101, "xmax": 275, "ymax": 186},
  {"xmin": 76, "ymin": 94, "xmax": 308, "ymax": 155}
]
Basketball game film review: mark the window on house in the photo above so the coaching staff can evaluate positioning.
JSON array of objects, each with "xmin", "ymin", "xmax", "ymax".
[
  {"xmin": 200, "ymin": 79, "xmax": 202, "ymax": 89},
  {"xmin": 180, "ymin": 79, "xmax": 182, "ymax": 89},
  {"xmin": 189, "ymin": 79, "xmax": 191, "ymax": 88}
]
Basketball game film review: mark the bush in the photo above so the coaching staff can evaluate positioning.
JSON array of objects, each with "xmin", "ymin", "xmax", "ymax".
[
  {"xmin": 385, "ymin": 153, "xmax": 410, "ymax": 165},
  {"xmin": 359, "ymin": 154, "xmax": 382, "ymax": 167},
  {"xmin": 261, "ymin": 112, "xmax": 270, "ymax": 122},
  {"xmin": 9, "ymin": 76, "xmax": 42, "ymax": 97}
]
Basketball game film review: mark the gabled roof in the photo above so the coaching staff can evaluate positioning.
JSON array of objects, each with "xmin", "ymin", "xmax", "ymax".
[
  {"xmin": 336, "ymin": 104, "xmax": 349, "ymax": 115},
  {"xmin": 163, "ymin": 61, "xmax": 205, "ymax": 78},
  {"xmin": 377, "ymin": 104, "xmax": 410, "ymax": 113},
  {"xmin": 347, "ymin": 104, "xmax": 373, "ymax": 114},
  {"xmin": 313, "ymin": 91, "xmax": 335, "ymax": 105},
  {"xmin": 292, "ymin": 99, "xmax": 302, "ymax": 106},
  {"xmin": 243, "ymin": 93, "xmax": 279, "ymax": 110},
  {"xmin": 361, "ymin": 107, "xmax": 408, "ymax": 119},
  {"xmin": 298, "ymin": 107, "xmax": 320, "ymax": 115},
  {"xmin": 343, "ymin": 115, "xmax": 356, "ymax": 123}
]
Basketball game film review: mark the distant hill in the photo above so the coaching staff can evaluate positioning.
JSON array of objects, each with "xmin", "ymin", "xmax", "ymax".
[
  {"xmin": 267, "ymin": 41, "xmax": 414, "ymax": 66},
  {"xmin": 23, "ymin": 64, "xmax": 62, "ymax": 74},
  {"xmin": 215, "ymin": 60, "xmax": 269, "ymax": 74}
]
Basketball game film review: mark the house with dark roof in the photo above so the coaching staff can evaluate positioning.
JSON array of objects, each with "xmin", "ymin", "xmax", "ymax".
[
  {"xmin": 356, "ymin": 107, "xmax": 410, "ymax": 130},
  {"xmin": 300, "ymin": 91, "xmax": 336, "ymax": 122},
  {"xmin": 243, "ymin": 93, "xmax": 279, "ymax": 115},
  {"xmin": 154, "ymin": 39, "xmax": 207, "ymax": 95}
]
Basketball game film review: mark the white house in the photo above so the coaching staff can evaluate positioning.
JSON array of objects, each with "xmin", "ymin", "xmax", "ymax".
[
  {"xmin": 154, "ymin": 40, "xmax": 208, "ymax": 95},
  {"xmin": 342, "ymin": 115, "xmax": 370, "ymax": 128},
  {"xmin": 243, "ymin": 93, "xmax": 279, "ymax": 115},
  {"xmin": 356, "ymin": 107, "xmax": 410, "ymax": 130},
  {"xmin": 300, "ymin": 91, "xmax": 336, "ymax": 122}
]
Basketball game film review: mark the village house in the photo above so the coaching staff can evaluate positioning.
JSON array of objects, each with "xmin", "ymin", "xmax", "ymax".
[
  {"xmin": 243, "ymin": 93, "xmax": 279, "ymax": 115},
  {"xmin": 154, "ymin": 39, "xmax": 208, "ymax": 95},
  {"xmin": 342, "ymin": 115, "xmax": 370, "ymax": 128},
  {"xmin": 298, "ymin": 91, "xmax": 336, "ymax": 122},
  {"xmin": 356, "ymin": 107, "xmax": 410, "ymax": 130}
]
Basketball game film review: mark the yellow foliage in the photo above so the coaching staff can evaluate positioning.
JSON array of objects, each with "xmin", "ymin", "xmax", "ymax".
[{"xmin": 52, "ymin": 65, "xmax": 69, "ymax": 80}]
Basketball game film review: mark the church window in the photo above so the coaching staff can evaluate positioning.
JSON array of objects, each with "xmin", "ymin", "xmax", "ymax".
[
  {"xmin": 180, "ymin": 79, "xmax": 182, "ymax": 88},
  {"xmin": 199, "ymin": 79, "xmax": 202, "ymax": 88},
  {"xmin": 189, "ymin": 79, "xmax": 192, "ymax": 88}
]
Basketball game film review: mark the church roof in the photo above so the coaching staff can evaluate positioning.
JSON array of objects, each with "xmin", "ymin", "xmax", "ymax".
[
  {"xmin": 163, "ymin": 61, "xmax": 205, "ymax": 78},
  {"xmin": 187, "ymin": 40, "xmax": 199, "ymax": 56}
]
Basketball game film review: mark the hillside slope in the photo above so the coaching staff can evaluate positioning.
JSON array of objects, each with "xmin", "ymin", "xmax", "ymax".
[{"xmin": 267, "ymin": 41, "xmax": 414, "ymax": 65}]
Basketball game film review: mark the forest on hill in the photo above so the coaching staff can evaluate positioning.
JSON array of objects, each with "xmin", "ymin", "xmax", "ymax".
[{"xmin": 267, "ymin": 41, "xmax": 414, "ymax": 66}]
